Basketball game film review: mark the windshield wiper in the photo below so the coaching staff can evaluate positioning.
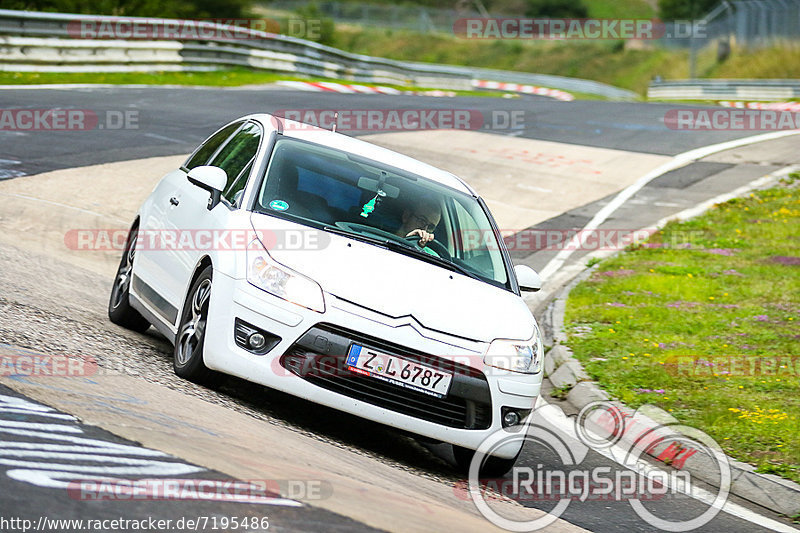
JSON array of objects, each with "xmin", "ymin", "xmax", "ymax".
[
  {"xmin": 323, "ymin": 225, "xmax": 484, "ymax": 282},
  {"xmin": 322, "ymin": 225, "xmax": 391, "ymax": 247},
  {"xmin": 382, "ymin": 240, "xmax": 484, "ymax": 282}
]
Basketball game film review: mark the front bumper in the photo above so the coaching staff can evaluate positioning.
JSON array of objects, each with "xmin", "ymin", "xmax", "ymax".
[{"xmin": 204, "ymin": 272, "xmax": 543, "ymax": 458}]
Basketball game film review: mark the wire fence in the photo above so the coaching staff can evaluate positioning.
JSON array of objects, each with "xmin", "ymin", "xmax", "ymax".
[
  {"xmin": 662, "ymin": 0, "xmax": 800, "ymax": 48},
  {"xmin": 263, "ymin": 1, "xmax": 481, "ymax": 33},
  {"xmin": 261, "ymin": 0, "xmax": 800, "ymax": 47}
]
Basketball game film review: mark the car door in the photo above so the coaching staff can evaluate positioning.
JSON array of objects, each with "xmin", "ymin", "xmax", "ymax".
[
  {"xmin": 135, "ymin": 121, "xmax": 244, "ymax": 327},
  {"xmin": 161, "ymin": 121, "xmax": 264, "ymax": 322}
]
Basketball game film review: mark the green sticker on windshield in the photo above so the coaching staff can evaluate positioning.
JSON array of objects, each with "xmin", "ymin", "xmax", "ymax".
[{"xmin": 269, "ymin": 200, "xmax": 289, "ymax": 211}]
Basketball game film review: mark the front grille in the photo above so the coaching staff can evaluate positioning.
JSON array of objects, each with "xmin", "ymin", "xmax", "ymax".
[{"xmin": 280, "ymin": 324, "xmax": 492, "ymax": 429}]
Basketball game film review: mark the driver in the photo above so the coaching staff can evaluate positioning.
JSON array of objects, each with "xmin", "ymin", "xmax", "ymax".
[{"xmin": 395, "ymin": 197, "xmax": 441, "ymax": 247}]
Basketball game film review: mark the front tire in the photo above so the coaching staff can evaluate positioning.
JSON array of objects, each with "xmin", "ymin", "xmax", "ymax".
[
  {"xmin": 173, "ymin": 266, "xmax": 219, "ymax": 384},
  {"xmin": 108, "ymin": 225, "xmax": 150, "ymax": 333}
]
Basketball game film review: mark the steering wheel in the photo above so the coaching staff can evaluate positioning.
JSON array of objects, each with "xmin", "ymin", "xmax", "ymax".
[
  {"xmin": 404, "ymin": 234, "xmax": 452, "ymax": 261},
  {"xmin": 335, "ymin": 222, "xmax": 452, "ymax": 261}
]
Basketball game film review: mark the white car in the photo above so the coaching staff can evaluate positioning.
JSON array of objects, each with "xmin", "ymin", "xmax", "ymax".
[{"xmin": 109, "ymin": 114, "xmax": 544, "ymax": 475}]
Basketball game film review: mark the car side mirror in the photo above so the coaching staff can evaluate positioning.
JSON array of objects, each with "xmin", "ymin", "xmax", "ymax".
[
  {"xmin": 514, "ymin": 264, "xmax": 542, "ymax": 292},
  {"xmin": 187, "ymin": 165, "xmax": 227, "ymax": 210}
]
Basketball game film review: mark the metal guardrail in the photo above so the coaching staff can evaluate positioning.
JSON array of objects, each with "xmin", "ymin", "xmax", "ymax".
[
  {"xmin": 648, "ymin": 79, "xmax": 800, "ymax": 100},
  {"xmin": 0, "ymin": 9, "xmax": 473, "ymax": 89},
  {"xmin": 0, "ymin": 9, "xmax": 638, "ymax": 99}
]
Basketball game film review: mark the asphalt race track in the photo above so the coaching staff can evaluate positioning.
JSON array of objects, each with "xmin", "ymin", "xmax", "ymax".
[
  {"xmin": 1, "ymin": 86, "xmax": 798, "ymax": 533},
  {"xmin": 0, "ymin": 87, "xmax": 756, "ymax": 177}
]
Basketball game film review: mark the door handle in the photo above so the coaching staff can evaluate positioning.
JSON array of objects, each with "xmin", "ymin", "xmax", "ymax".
[{"xmin": 169, "ymin": 197, "xmax": 180, "ymax": 206}]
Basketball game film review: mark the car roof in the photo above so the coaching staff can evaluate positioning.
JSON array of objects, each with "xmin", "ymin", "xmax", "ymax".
[{"xmin": 245, "ymin": 113, "xmax": 476, "ymax": 196}]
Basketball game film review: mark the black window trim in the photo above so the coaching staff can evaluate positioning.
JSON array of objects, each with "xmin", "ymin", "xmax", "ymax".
[{"xmin": 180, "ymin": 120, "xmax": 246, "ymax": 173}]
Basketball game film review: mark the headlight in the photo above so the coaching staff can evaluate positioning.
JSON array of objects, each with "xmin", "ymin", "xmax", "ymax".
[
  {"xmin": 484, "ymin": 323, "xmax": 544, "ymax": 374},
  {"xmin": 246, "ymin": 239, "xmax": 325, "ymax": 313}
]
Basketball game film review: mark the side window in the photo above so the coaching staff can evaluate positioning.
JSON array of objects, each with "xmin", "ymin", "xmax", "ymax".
[
  {"xmin": 184, "ymin": 122, "xmax": 243, "ymax": 170},
  {"xmin": 453, "ymin": 200, "xmax": 484, "ymax": 257},
  {"xmin": 209, "ymin": 122, "xmax": 262, "ymax": 194},
  {"xmin": 223, "ymin": 159, "xmax": 254, "ymax": 207}
]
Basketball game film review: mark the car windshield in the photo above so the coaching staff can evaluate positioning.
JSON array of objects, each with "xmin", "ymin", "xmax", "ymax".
[{"xmin": 252, "ymin": 137, "xmax": 509, "ymax": 288}]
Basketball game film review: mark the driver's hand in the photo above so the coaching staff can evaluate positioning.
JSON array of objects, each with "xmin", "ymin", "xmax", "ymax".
[{"xmin": 406, "ymin": 229, "xmax": 434, "ymax": 247}]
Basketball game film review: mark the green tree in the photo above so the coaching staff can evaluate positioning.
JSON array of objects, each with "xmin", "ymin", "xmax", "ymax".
[
  {"xmin": 3, "ymin": 0, "xmax": 247, "ymax": 18},
  {"xmin": 658, "ymin": 0, "xmax": 719, "ymax": 21},
  {"xmin": 524, "ymin": 0, "xmax": 588, "ymax": 18},
  {"xmin": 293, "ymin": 3, "xmax": 336, "ymax": 46}
]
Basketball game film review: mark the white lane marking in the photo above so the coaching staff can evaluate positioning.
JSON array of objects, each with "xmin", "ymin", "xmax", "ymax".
[
  {"xmin": 0, "ymin": 427, "xmax": 171, "ymax": 456},
  {"xmin": 517, "ymin": 183, "xmax": 553, "ymax": 193},
  {"xmin": 0, "ymin": 192, "xmax": 130, "ymax": 223},
  {"xmin": 0, "ymin": 393, "xmax": 302, "ymax": 506},
  {"xmin": 538, "ymin": 129, "xmax": 800, "ymax": 282},
  {"xmin": 0, "ymin": 442, "xmax": 169, "ymax": 455},
  {"xmin": 535, "ymin": 398, "xmax": 800, "ymax": 533},
  {"xmin": 144, "ymin": 132, "xmax": 185, "ymax": 144},
  {"xmin": 0, "ymin": 420, "xmax": 82, "ymax": 433},
  {"xmin": 0, "ymin": 158, "xmax": 26, "ymax": 179},
  {"xmin": 0, "ymin": 408, "xmax": 75, "ymax": 420}
]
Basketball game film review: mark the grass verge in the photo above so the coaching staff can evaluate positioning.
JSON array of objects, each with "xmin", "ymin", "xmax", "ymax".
[
  {"xmin": 564, "ymin": 175, "xmax": 800, "ymax": 483},
  {"xmin": 0, "ymin": 69, "xmax": 512, "ymax": 98},
  {"xmin": 329, "ymin": 26, "xmax": 800, "ymax": 96}
]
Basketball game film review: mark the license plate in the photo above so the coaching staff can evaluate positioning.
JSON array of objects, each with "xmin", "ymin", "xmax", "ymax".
[{"xmin": 346, "ymin": 344, "xmax": 452, "ymax": 398}]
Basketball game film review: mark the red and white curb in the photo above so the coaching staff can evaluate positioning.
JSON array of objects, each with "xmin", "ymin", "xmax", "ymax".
[
  {"xmin": 473, "ymin": 79, "xmax": 574, "ymax": 101},
  {"xmin": 720, "ymin": 101, "xmax": 800, "ymax": 112},
  {"xmin": 275, "ymin": 80, "xmax": 401, "ymax": 95}
]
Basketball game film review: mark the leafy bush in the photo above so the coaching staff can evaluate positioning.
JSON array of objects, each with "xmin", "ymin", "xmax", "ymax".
[
  {"xmin": 524, "ymin": 0, "xmax": 589, "ymax": 18},
  {"xmin": 3, "ymin": 0, "xmax": 247, "ymax": 18}
]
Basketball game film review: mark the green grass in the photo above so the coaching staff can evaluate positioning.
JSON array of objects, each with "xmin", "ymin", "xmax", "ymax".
[
  {"xmin": 0, "ymin": 69, "xmax": 299, "ymax": 86},
  {"xmin": 327, "ymin": 26, "xmax": 800, "ymax": 95},
  {"xmin": 564, "ymin": 177, "xmax": 800, "ymax": 482},
  {"xmin": 259, "ymin": 0, "xmax": 656, "ymax": 19},
  {"xmin": 585, "ymin": 0, "xmax": 656, "ymax": 19},
  {"xmin": 0, "ymin": 69, "xmax": 507, "ymax": 97}
]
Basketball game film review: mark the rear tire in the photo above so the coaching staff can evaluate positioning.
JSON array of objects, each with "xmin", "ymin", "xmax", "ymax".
[
  {"xmin": 108, "ymin": 225, "xmax": 151, "ymax": 333},
  {"xmin": 173, "ymin": 266, "xmax": 219, "ymax": 385},
  {"xmin": 453, "ymin": 444, "xmax": 521, "ymax": 478}
]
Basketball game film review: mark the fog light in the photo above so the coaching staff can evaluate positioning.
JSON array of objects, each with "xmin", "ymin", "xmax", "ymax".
[
  {"xmin": 248, "ymin": 333, "xmax": 267, "ymax": 351},
  {"xmin": 234, "ymin": 319, "xmax": 280, "ymax": 355},
  {"xmin": 502, "ymin": 410, "xmax": 520, "ymax": 427}
]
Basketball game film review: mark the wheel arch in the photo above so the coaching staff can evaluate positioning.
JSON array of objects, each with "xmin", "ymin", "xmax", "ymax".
[{"xmin": 177, "ymin": 255, "xmax": 214, "ymax": 325}]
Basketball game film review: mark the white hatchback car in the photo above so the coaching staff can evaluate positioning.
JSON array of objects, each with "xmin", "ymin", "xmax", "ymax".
[{"xmin": 109, "ymin": 113, "xmax": 544, "ymax": 475}]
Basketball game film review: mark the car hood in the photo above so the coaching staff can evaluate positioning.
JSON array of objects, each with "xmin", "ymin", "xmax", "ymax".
[{"xmin": 251, "ymin": 214, "xmax": 535, "ymax": 343}]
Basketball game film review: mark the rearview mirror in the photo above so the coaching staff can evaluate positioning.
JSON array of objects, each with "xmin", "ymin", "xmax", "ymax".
[
  {"xmin": 514, "ymin": 264, "xmax": 542, "ymax": 292},
  {"xmin": 357, "ymin": 176, "xmax": 400, "ymax": 199},
  {"xmin": 187, "ymin": 165, "xmax": 227, "ymax": 210}
]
